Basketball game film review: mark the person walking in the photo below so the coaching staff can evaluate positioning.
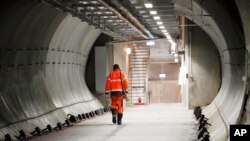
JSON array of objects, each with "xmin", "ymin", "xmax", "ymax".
[{"xmin": 105, "ymin": 64, "xmax": 129, "ymax": 125}]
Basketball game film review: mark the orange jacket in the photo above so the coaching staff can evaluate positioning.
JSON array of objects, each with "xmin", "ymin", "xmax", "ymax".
[{"xmin": 105, "ymin": 69, "xmax": 128, "ymax": 92}]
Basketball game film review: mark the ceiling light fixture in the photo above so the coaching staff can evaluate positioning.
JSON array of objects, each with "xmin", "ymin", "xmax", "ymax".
[
  {"xmin": 161, "ymin": 30, "xmax": 167, "ymax": 33},
  {"xmin": 146, "ymin": 41, "xmax": 155, "ymax": 46},
  {"xmin": 153, "ymin": 16, "xmax": 160, "ymax": 20},
  {"xmin": 157, "ymin": 21, "xmax": 163, "ymax": 25},
  {"xmin": 144, "ymin": 3, "xmax": 153, "ymax": 8},
  {"xmin": 159, "ymin": 26, "xmax": 165, "ymax": 29},
  {"xmin": 149, "ymin": 11, "xmax": 157, "ymax": 15}
]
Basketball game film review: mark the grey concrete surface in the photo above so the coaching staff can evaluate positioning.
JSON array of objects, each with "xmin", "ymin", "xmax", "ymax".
[
  {"xmin": 188, "ymin": 24, "xmax": 221, "ymax": 108},
  {"xmin": 236, "ymin": 0, "xmax": 250, "ymax": 125},
  {"xmin": 31, "ymin": 104, "xmax": 195, "ymax": 141}
]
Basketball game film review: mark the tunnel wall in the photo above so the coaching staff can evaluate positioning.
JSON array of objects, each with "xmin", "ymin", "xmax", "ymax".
[
  {"xmin": 236, "ymin": 0, "xmax": 250, "ymax": 125},
  {"xmin": 188, "ymin": 24, "xmax": 221, "ymax": 108},
  {"xmin": 0, "ymin": 1, "xmax": 103, "ymax": 139},
  {"xmin": 175, "ymin": 0, "xmax": 246, "ymax": 140}
]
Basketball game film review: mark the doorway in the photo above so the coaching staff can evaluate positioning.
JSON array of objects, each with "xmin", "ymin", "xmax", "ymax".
[{"xmin": 148, "ymin": 40, "xmax": 181, "ymax": 103}]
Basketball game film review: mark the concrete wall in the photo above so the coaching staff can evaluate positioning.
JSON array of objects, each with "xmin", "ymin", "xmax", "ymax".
[
  {"xmin": 175, "ymin": 0, "xmax": 245, "ymax": 140},
  {"xmin": 148, "ymin": 63, "xmax": 180, "ymax": 81},
  {"xmin": 112, "ymin": 44, "xmax": 129, "ymax": 75},
  {"xmin": 148, "ymin": 63, "xmax": 181, "ymax": 103},
  {"xmin": 148, "ymin": 81, "xmax": 181, "ymax": 103},
  {"xmin": 236, "ymin": 0, "xmax": 250, "ymax": 125},
  {"xmin": 0, "ymin": 1, "xmax": 102, "ymax": 139},
  {"xmin": 188, "ymin": 24, "xmax": 221, "ymax": 108}
]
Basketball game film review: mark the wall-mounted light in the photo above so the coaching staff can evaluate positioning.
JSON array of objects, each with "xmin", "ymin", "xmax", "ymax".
[
  {"xmin": 144, "ymin": 3, "xmax": 153, "ymax": 8},
  {"xmin": 159, "ymin": 73, "xmax": 166, "ymax": 78},
  {"xmin": 146, "ymin": 41, "xmax": 155, "ymax": 46},
  {"xmin": 125, "ymin": 48, "xmax": 131, "ymax": 54},
  {"xmin": 159, "ymin": 63, "xmax": 166, "ymax": 78}
]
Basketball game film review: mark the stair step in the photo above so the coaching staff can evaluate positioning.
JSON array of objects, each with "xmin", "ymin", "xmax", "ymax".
[
  {"xmin": 133, "ymin": 46, "xmax": 149, "ymax": 49},
  {"xmin": 131, "ymin": 68, "xmax": 147, "ymax": 70},
  {"xmin": 130, "ymin": 67, "xmax": 147, "ymax": 69},
  {"xmin": 130, "ymin": 64, "xmax": 147, "ymax": 66},
  {"xmin": 131, "ymin": 85, "xmax": 145, "ymax": 87},
  {"xmin": 130, "ymin": 55, "xmax": 149, "ymax": 59},
  {"xmin": 134, "ymin": 50, "xmax": 149, "ymax": 52},
  {"xmin": 130, "ymin": 71, "xmax": 147, "ymax": 73},
  {"xmin": 130, "ymin": 58, "xmax": 148, "ymax": 60},
  {"xmin": 130, "ymin": 53, "xmax": 149, "ymax": 55},
  {"xmin": 130, "ymin": 74, "xmax": 147, "ymax": 76},
  {"xmin": 130, "ymin": 80, "xmax": 145, "ymax": 82},
  {"xmin": 130, "ymin": 62, "xmax": 148, "ymax": 65},
  {"xmin": 129, "ymin": 77, "xmax": 146, "ymax": 79}
]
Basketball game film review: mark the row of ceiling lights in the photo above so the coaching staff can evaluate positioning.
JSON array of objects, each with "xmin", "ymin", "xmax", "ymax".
[{"xmin": 144, "ymin": 3, "xmax": 177, "ymax": 54}]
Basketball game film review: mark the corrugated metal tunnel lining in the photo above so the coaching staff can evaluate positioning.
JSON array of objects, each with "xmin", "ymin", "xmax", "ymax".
[
  {"xmin": 0, "ymin": 0, "xmax": 103, "ymax": 138},
  {"xmin": 0, "ymin": 0, "xmax": 249, "ymax": 141}
]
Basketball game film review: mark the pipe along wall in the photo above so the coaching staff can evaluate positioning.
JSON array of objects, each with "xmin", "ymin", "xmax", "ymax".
[{"xmin": 0, "ymin": 1, "xmax": 104, "ymax": 139}]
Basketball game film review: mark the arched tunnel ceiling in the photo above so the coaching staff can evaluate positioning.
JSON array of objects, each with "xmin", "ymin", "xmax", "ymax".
[{"xmin": 0, "ymin": 0, "xmax": 249, "ymax": 141}]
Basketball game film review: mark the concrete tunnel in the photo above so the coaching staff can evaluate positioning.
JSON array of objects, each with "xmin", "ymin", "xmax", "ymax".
[{"xmin": 0, "ymin": 0, "xmax": 250, "ymax": 141}]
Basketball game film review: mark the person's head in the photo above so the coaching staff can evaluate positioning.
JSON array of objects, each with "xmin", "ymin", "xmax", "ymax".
[{"xmin": 113, "ymin": 64, "xmax": 120, "ymax": 70}]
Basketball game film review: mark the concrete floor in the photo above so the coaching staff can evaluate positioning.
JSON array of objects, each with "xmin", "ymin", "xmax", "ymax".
[{"xmin": 31, "ymin": 103, "xmax": 195, "ymax": 141}]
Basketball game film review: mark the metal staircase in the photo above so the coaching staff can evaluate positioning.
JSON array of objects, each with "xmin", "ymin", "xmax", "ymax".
[{"xmin": 127, "ymin": 45, "xmax": 150, "ymax": 106}]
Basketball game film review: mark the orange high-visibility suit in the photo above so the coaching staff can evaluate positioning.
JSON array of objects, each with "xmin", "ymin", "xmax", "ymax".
[
  {"xmin": 105, "ymin": 65, "xmax": 128, "ymax": 125},
  {"xmin": 105, "ymin": 68, "xmax": 128, "ymax": 113}
]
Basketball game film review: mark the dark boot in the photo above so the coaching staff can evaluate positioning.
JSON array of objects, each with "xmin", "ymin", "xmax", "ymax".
[
  {"xmin": 111, "ymin": 109, "xmax": 117, "ymax": 124},
  {"xmin": 117, "ymin": 113, "xmax": 123, "ymax": 125}
]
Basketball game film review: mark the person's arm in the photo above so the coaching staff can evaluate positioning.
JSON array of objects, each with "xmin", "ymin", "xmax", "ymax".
[
  {"xmin": 122, "ymin": 72, "xmax": 129, "ymax": 93},
  {"xmin": 105, "ymin": 74, "xmax": 111, "ymax": 94}
]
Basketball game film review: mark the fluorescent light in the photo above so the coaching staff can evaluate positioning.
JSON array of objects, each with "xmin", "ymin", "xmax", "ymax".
[
  {"xmin": 146, "ymin": 41, "xmax": 155, "ymax": 46},
  {"xmin": 174, "ymin": 53, "xmax": 178, "ymax": 57},
  {"xmin": 153, "ymin": 16, "xmax": 160, "ymax": 20},
  {"xmin": 159, "ymin": 26, "xmax": 165, "ymax": 29},
  {"xmin": 149, "ymin": 11, "xmax": 157, "ymax": 15},
  {"xmin": 159, "ymin": 73, "xmax": 166, "ymax": 78},
  {"xmin": 144, "ymin": 3, "xmax": 153, "ymax": 8},
  {"xmin": 157, "ymin": 21, "xmax": 163, "ymax": 25},
  {"xmin": 161, "ymin": 30, "xmax": 167, "ymax": 32}
]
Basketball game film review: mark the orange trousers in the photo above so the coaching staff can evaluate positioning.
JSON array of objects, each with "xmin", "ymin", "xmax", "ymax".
[{"xmin": 111, "ymin": 95, "xmax": 123, "ymax": 113}]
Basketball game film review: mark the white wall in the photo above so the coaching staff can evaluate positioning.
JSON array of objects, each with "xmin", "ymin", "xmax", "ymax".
[{"xmin": 95, "ymin": 47, "xmax": 107, "ymax": 93}]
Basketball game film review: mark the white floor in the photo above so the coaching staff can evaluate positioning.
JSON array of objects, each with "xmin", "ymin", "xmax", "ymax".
[{"xmin": 31, "ymin": 103, "xmax": 196, "ymax": 141}]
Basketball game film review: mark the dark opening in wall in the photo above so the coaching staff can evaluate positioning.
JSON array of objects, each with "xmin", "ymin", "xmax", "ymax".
[{"xmin": 85, "ymin": 33, "xmax": 112, "ymax": 93}]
